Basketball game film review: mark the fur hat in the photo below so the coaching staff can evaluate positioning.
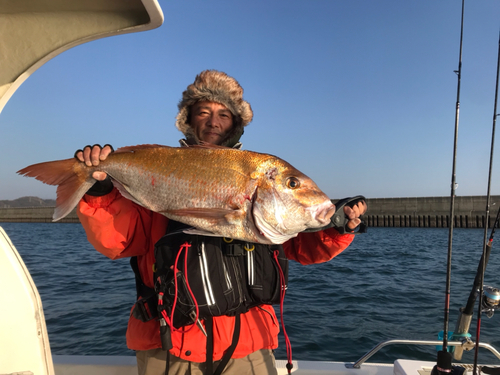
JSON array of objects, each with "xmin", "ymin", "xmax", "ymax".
[{"xmin": 175, "ymin": 70, "xmax": 253, "ymax": 147}]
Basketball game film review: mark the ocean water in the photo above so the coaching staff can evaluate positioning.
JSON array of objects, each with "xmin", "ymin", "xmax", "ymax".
[{"xmin": 3, "ymin": 223, "xmax": 500, "ymax": 365}]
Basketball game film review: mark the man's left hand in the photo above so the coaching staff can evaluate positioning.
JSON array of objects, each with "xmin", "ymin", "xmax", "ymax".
[{"xmin": 344, "ymin": 201, "xmax": 367, "ymax": 230}]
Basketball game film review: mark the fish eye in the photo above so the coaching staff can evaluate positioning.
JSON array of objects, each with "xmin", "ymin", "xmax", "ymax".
[{"xmin": 286, "ymin": 177, "xmax": 300, "ymax": 189}]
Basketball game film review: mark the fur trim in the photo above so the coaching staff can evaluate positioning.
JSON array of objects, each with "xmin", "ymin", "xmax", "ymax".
[
  {"xmin": 175, "ymin": 70, "xmax": 253, "ymax": 147},
  {"xmin": 178, "ymin": 138, "xmax": 243, "ymax": 150}
]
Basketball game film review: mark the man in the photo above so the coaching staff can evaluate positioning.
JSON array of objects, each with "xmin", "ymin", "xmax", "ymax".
[{"xmin": 75, "ymin": 70, "xmax": 367, "ymax": 375}]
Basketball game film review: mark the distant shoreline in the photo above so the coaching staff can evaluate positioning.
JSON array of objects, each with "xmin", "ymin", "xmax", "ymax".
[
  {"xmin": 0, "ymin": 196, "xmax": 56, "ymax": 209},
  {"xmin": 1, "ymin": 195, "xmax": 499, "ymax": 228}
]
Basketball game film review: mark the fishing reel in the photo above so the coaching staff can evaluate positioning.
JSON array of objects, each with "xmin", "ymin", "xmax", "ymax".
[{"xmin": 482, "ymin": 285, "xmax": 500, "ymax": 318}]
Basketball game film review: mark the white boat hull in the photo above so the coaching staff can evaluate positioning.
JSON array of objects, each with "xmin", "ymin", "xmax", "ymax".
[{"xmin": 51, "ymin": 355, "xmax": 395, "ymax": 375}]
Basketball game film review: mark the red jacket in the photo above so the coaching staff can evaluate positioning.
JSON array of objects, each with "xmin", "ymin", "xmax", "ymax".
[{"xmin": 78, "ymin": 188, "xmax": 354, "ymax": 362}]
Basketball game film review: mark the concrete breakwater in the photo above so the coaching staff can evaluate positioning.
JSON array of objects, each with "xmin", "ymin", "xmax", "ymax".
[
  {"xmin": 0, "ymin": 206, "xmax": 79, "ymax": 223},
  {"xmin": 364, "ymin": 195, "xmax": 500, "ymax": 228},
  {"xmin": 0, "ymin": 195, "xmax": 499, "ymax": 228}
]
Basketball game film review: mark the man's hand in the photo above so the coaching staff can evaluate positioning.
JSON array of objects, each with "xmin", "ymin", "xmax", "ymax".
[
  {"xmin": 74, "ymin": 144, "xmax": 113, "ymax": 181},
  {"xmin": 344, "ymin": 200, "xmax": 367, "ymax": 230}
]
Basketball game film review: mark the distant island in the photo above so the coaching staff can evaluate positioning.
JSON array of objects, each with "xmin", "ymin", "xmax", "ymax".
[{"xmin": 0, "ymin": 196, "xmax": 56, "ymax": 208}]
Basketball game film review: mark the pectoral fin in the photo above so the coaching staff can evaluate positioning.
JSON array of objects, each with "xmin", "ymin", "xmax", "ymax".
[
  {"xmin": 162, "ymin": 208, "xmax": 245, "ymax": 225},
  {"xmin": 182, "ymin": 228, "xmax": 218, "ymax": 237}
]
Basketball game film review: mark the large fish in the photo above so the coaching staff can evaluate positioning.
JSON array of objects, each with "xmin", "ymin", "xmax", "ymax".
[{"xmin": 17, "ymin": 144, "xmax": 335, "ymax": 244}]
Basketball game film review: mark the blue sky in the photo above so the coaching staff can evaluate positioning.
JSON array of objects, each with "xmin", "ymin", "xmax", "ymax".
[{"xmin": 1, "ymin": 0, "xmax": 500, "ymax": 201}]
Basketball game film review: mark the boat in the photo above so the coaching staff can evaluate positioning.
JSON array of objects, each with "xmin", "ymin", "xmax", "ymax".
[{"xmin": 1, "ymin": 1, "xmax": 500, "ymax": 374}]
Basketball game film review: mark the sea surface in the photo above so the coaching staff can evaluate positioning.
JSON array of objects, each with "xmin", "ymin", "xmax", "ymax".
[{"xmin": 3, "ymin": 223, "xmax": 500, "ymax": 365}]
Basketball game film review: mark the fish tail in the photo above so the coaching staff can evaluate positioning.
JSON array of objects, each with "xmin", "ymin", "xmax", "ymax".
[{"xmin": 17, "ymin": 158, "xmax": 95, "ymax": 221}]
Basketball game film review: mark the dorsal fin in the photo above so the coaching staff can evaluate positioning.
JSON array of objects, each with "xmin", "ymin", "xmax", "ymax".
[{"xmin": 114, "ymin": 144, "xmax": 171, "ymax": 154}]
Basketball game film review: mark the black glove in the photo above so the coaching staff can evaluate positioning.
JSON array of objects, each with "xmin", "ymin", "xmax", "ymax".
[
  {"xmin": 330, "ymin": 196, "xmax": 367, "ymax": 234},
  {"xmin": 86, "ymin": 177, "xmax": 114, "ymax": 196}
]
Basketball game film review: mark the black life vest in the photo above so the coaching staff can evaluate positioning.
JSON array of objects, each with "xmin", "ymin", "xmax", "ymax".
[
  {"xmin": 130, "ymin": 220, "xmax": 292, "ymax": 375},
  {"xmin": 153, "ymin": 220, "xmax": 289, "ymax": 329}
]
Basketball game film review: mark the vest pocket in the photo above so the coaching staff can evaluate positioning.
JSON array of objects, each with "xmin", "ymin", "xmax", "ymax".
[
  {"xmin": 244, "ymin": 245, "xmax": 288, "ymax": 304},
  {"xmin": 197, "ymin": 239, "xmax": 243, "ymax": 317}
]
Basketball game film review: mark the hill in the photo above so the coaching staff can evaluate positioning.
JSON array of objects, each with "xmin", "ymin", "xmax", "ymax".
[{"xmin": 0, "ymin": 196, "xmax": 56, "ymax": 208}]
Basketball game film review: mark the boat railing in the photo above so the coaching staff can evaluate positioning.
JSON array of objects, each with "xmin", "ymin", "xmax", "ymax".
[{"xmin": 346, "ymin": 339, "xmax": 500, "ymax": 369}]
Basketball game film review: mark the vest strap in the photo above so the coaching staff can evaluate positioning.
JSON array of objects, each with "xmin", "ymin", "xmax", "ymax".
[
  {"xmin": 214, "ymin": 314, "xmax": 241, "ymax": 375},
  {"xmin": 205, "ymin": 317, "xmax": 214, "ymax": 374},
  {"xmin": 130, "ymin": 256, "xmax": 158, "ymax": 322},
  {"xmin": 204, "ymin": 314, "xmax": 241, "ymax": 375}
]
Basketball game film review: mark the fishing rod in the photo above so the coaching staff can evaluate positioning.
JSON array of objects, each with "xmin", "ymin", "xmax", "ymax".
[
  {"xmin": 452, "ymin": 208, "xmax": 500, "ymax": 361},
  {"xmin": 450, "ymin": 29, "xmax": 500, "ymax": 372},
  {"xmin": 471, "ymin": 30, "xmax": 500, "ymax": 375},
  {"xmin": 432, "ymin": 1, "xmax": 465, "ymax": 374}
]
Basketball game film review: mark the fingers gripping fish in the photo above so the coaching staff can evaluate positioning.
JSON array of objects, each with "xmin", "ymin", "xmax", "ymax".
[{"xmin": 17, "ymin": 144, "xmax": 335, "ymax": 244}]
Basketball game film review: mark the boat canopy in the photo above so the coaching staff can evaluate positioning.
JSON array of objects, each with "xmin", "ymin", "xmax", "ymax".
[{"xmin": 0, "ymin": 0, "xmax": 164, "ymax": 114}]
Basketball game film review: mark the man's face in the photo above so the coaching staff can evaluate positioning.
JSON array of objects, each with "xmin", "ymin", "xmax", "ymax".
[{"xmin": 190, "ymin": 101, "xmax": 234, "ymax": 145}]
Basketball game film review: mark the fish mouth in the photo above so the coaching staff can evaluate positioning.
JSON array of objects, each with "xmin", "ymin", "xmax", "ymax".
[{"xmin": 306, "ymin": 200, "xmax": 335, "ymax": 227}]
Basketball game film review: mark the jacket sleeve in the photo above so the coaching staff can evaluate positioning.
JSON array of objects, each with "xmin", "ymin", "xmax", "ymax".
[
  {"xmin": 77, "ymin": 188, "xmax": 159, "ymax": 260},
  {"xmin": 283, "ymin": 227, "xmax": 354, "ymax": 265}
]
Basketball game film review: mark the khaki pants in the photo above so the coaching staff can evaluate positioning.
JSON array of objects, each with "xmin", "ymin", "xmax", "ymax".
[{"xmin": 136, "ymin": 348, "xmax": 278, "ymax": 375}]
